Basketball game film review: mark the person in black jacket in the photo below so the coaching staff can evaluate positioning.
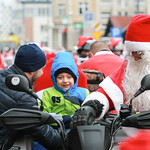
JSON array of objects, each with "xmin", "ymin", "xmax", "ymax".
[{"xmin": 0, "ymin": 43, "xmax": 62, "ymax": 150}]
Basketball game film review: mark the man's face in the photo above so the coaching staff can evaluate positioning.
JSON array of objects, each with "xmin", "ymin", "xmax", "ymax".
[
  {"xmin": 80, "ymin": 49, "xmax": 90, "ymax": 57},
  {"xmin": 56, "ymin": 72, "xmax": 74, "ymax": 90},
  {"xmin": 123, "ymin": 51, "xmax": 150, "ymax": 111},
  {"xmin": 131, "ymin": 51, "xmax": 143, "ymax": 61},
  {"xmin": 31, "ymin": 66, "xmax": 45, "ymax": 85},
  {"xmin": 112, "ymin": 50, "xmax": 122, "ymax": 56}
]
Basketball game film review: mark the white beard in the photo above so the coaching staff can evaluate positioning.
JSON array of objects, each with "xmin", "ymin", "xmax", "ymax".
[{"xmin": 122, "ymin": 51, "xmax": 150, "ymax": 111}]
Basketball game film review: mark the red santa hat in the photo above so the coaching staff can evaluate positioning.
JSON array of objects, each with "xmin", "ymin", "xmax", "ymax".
[
  {"xmin": 77, "ymin": 35, "xmax": 93, "ymax": 47},
  {"xmin": 109, "ymin": 37, "xmax": 122, "ymax": 50},
  {"xmin": 125, "ymin": 14, "xmax": 150, "ymax": 52}
]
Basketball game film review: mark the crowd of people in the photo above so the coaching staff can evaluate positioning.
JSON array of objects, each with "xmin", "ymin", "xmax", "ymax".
[{"xmin": 0, "ymin": 14, "xmax": 150, "ymax": 150}]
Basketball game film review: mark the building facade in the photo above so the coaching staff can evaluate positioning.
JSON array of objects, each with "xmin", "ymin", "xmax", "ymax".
[
  {"xmin": 1, "ymin": 0, "xmax": 150, "ymax": 50},
  {"xmin": 52, "ymin": 0, "xmax": 150, "ymax": 50},
  {"xmin": 0, "ymin": 2, "xmax": 13, "ymax": 35}
]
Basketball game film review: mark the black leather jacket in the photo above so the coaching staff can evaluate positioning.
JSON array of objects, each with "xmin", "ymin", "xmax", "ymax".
[{"xmin": 0, "ymin": 64, "xmax": 62, "ymax": 150}]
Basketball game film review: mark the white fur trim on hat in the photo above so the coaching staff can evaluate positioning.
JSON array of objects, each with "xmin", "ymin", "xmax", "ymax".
[
  {"xmin": 125, "ymin": 14, "xmax": 150, "ymax": 52},
  {"xmin": 82, "ymin": 91, "xmax": 109, "ymax": 120},
  {"xmin": 125, "ymin": 41, "xmax": 150, "ymax": 52},
  {"xmin": 99, "ymin": 77, "xmax": 123, "ymax": 115}
]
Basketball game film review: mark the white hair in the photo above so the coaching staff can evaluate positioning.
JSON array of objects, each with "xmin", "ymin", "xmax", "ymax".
[{"xmin": 122, "ymin": 51, "xmax": 150, "ymax": 111}]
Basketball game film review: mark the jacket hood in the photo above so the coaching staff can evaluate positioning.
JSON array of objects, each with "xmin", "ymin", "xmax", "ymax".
[{"xmin": 51, "ymin": 52, "xmax": 79, "ymax": 94}]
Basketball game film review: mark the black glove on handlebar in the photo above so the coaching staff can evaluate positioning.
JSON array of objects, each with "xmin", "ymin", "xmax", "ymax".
[
  {"xmin": 70, "ymin": 100, "xmax": 104, "ymax": 129},
  {"xmin": 82, "ymin": 100, "xmax": 104, "ymax": 117},
  {"xmin": 70, "ymin": 106, "xmax": 96, "ymax": 128}
]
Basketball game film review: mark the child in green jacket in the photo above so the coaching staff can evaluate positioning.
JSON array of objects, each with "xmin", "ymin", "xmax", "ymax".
[{"xmin": 37, "ymin": 52, "xmax": 89, "ymax": 128}]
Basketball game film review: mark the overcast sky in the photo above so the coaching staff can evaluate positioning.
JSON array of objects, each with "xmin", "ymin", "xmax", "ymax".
[{"xmin": 0, "ymin": 0, "xmax": 13, "ymax": 6}]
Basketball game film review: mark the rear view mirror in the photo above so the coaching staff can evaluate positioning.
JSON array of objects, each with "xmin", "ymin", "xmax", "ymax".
[
  {"xmin": 5, "ymin": 74, "xmax": 30, "ymax": 93},
  {"xmin": 5, "ymin": 74, "xmax": 44, "ymax": 110}
]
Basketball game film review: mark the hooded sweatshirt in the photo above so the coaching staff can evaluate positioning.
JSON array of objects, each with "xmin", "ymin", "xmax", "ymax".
[{"xmin": 38, "ymin": 52, "xmax": 89, "ymax": 116}]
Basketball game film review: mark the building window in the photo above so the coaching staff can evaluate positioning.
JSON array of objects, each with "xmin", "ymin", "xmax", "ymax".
[
  {"xmin": 27, "ymin": 0, "xmax": 51, "ymax": 2},
  {"xmin": 118, "ymin": 12, "xmax": 121, "ymax": 16},
  {"xmin": 101, "ymin": 0, "xmax": 112, "ymax": 8},
  {"xmin": 134, "ymin": 11, "xmax": 144, "ymax": 15},
  {"xmin": 41, "ymin": 25, "xmax": 49, "ymax": 32},
  {"xmin": 125, "ymin": 12, "xmax": 128, "ymax": 16},
  {"xmin": 38, "ymin": 8, "xmax": 47, "ymax": 16},
  {"xmin": 78, "ymin": 2, "xmax": 89, "ymax": 15},
  {"xmin": 25, "ymin": 8, "xmax": 33, "ymax": 17},
  {"xmin": 34, "ymin": 8, "xmax": 51, "ymax": 16},
  {"xmin": 134, "ymin": 0, "xmax": 145, "ymax": 9},
  {"xmin": 134, "ymin": 0, "xmax": 145, "ymax": 15},
  {"xmin": 101, "ymin": 12, "xmax": 111, "ymax": 20},
  {"xmin": 58, "ymin": 4, "xmax": 66, "ymax": 17},
  {"xmin": 118, "ymin": 0, "xmax": 128, "ymax": 7},
  {"xmin": 17, "ymin": 26, "xmax": 22, "ymax": 33},
  {"xmin": 101, "ymin": 0, "xmax": 111, "ymax": 2},
  {"xmin": 13, "ymin": 9, "xmax": 23, "ymax": 18},
  {"xmin": 118, "ymin": 11, "xmax": 128, "ymax": 16}
]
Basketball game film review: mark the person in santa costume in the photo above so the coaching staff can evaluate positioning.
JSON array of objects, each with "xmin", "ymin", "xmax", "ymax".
[
  {"xmin": 80, "ymin": 41, "xmax": 124, "ymax": 77},
  {"xmin": 76, "ymin": 35, "xmax": 95, "ymax": 64},
  {"xmin": 70, "ymin": 14, "xmax": 150, "ymax": 127},
  {"xmin": 0, "ymin": 53, "xmax": 4, "ymax": 70},
  {"xmin": 109, "ymin": 37, "xmax": 125, "ymax": 58}
]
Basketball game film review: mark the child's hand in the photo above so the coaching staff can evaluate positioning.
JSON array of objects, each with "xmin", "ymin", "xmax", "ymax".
[{"xmin": 49, "ymin": 113, "xmax": 63, "ymax": 121}]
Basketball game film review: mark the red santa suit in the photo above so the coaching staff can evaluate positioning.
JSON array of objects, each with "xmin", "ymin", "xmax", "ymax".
[
  {"xmin": 0, "ymin": 53, "xmax": 4, "ymax": 70},
  {"xmin": 83, "ymin": 59, "xmax": 127, "ymax": 118},
  {"xmin": 81, "ymin": 14, "xmax": 150, "ymax": 150},
  {"xmin": 83, "ymin": 14, "xmax": 150, "ymax": 119},
  {"xmin": 80, "ymin": 50, "xmax": 124, "ymax": 77}
]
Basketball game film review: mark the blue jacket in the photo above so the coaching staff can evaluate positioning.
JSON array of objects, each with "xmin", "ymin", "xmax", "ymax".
[{"xmin": 51, "ymin": 51, "xmax": 89, "ymax": 102}]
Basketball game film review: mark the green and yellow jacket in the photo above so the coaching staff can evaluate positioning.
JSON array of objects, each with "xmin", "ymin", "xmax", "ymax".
[{"xmin": 37, "ymin": 52, "xmax": 89, "ymax": 117}]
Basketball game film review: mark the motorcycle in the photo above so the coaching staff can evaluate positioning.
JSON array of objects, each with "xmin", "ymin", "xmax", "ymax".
[{"xmin": 1, "ymin": 74, "xmax": 150, "ymax": 150}]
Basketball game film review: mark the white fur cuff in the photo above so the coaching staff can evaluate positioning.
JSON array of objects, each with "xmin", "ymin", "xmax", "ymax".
[{"xmin": 82, "ymin": 91, "xmax": 109, "ymax": 120}]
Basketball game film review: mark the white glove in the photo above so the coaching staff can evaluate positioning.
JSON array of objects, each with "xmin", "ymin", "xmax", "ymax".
[{"xmin": 49, "ymin": 113, "xmax": 63, "ymax": 121}]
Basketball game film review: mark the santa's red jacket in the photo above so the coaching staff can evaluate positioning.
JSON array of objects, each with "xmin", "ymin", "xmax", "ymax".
[
  {"xmin": 80, "ymin": 51, "xmax": 124, "ymax": 77},
  {"xmin": 82, "ymin": 59, "xmax": 127, "ymax": 119}
]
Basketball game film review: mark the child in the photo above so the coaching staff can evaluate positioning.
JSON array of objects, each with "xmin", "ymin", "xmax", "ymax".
[{"xmin": 37, "ymin": 51, "xmax": 89, "ymax": 128}]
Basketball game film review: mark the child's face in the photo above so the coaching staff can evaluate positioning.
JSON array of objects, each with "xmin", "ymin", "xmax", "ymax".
[{"xmin": 56, "ymin": 72, "xmax": 74, "ymax": 90}]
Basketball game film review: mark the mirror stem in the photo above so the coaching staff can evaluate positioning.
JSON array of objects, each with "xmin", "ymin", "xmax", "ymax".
[
  {"xmin": 28, "ymin": 89, "xmax": 44, "ymax": 111},
  {"xmin": 38, "ymin": 98, "xmax": 44, "ymax": 111},
  {"xmin": 129, "ymin": 97, "xmax": 134, "ymax": 112}
]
